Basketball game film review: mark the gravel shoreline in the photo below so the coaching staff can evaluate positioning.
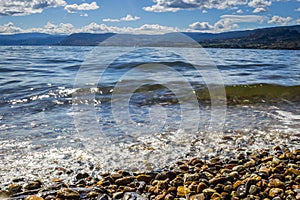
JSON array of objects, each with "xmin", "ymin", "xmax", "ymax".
[{"xmin": 1, "ymin": 145, "xmax": 300, "ymax": 200}]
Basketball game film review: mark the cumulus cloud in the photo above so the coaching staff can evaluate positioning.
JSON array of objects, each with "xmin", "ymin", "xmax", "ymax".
[
  {"xmin": 268, "ymin": 15, "xmax": 293, "ymax": 25},
  {"xmin": 143, "ymin": 0, "xmax": 248, "ymax": 12},
  {"xmin": 103, "ymin": 14, "xmax": 140, "ymax": 22},
  {"xmin": 248, "ymin": 0, "xmax": 271, "ymax": 13},
  {"xmin": 64, "ymin": 2, "xmax": 99, "ymax": 13},
  {"xmin": 0, "ymin": 0, "xmax": 66, "ymax": 16},
  {"xmin": 0, "ymin": 22, "xmax": 23, "ymax": 33},
  {"xmin": 189, "ymin": 22, "xmax": 213, "ymax": 30},
  {"xmin": 189, "ymin": 15, "xmax": 267, "ymax": 32},
  {"xmin": 0, "ymin": 22, "xmax": 179, "ymax": 35}
]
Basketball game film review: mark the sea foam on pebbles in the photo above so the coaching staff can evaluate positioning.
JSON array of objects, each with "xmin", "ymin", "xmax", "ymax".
[{"xmin": 1, "ymin": 145, "xmax": 300, "ymax": 200}]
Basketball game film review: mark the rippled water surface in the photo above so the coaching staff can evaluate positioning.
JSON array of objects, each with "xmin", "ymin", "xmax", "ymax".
[{"xmin": 0, "ymin": 46, "xmax": 299, "ymax": 184}]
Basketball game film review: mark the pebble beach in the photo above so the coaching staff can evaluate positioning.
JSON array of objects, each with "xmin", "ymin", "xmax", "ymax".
[{"xmin": 1, "ymin": 145, "xmax": 300, "ymax": 200}]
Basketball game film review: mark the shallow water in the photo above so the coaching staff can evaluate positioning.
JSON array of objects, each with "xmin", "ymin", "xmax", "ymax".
[{"xmin": 0, "ymin": 46, "xmax": 299, "ymax": 184}]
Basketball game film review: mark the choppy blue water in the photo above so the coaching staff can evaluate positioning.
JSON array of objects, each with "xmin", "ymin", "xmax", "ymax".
[{"xmin": 0, "ymin": 46, "xmax": 299, "ymax": 183}]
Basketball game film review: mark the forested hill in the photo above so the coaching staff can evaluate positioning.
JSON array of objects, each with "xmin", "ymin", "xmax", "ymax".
[{"xmin": 0, "ymin": 25, "xmax": 299, "ymax": 50}]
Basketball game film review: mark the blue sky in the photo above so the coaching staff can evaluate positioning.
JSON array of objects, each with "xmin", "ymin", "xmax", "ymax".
[{"xmin": 0, "ymin": 0, "xmax": 299, "ymax": 34}]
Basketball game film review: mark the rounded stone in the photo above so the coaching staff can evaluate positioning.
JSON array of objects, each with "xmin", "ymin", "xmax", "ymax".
[
  {"xmin": 236, "ymin": 184, "xmax": 247, "ymax": 198},
  {"xmin": 115, "ymin": 177, "xmax": 134, "ymax": 186},
  {"xmin": 57, "ymin": 188, "xmax": 80, "ymax": 199},
  {"xmin": 76, "ymin": 172, "xmax": 89, "ymax": 180},
  {"xmin": 136, "ymin": 174, "xmax": 152, "ymax": 183},
  {"xmin": 177, "ymin": 186, "xmax": 190, "ymax": 197},
  {"xmin": 7, "ymin": 183, "xmax": 22, "ymax": 194},
  {"xmin": 203, "ymin": 188, "xmax": 216, "ymax": 199},
  {"xmin": 25, "ymin": 195, "xmax": 44, "ymax": 200},
  {"xmin": 269, "ymin": 188, "xmax": 284, "ymax": 198},
  {"xmin": 197, "ymin": 182, "xmax": 208, "ymax": 193}
]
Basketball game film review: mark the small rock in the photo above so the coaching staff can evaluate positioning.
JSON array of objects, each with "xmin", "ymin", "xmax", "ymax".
[
  {"xmin": 232, "ymin": 165, "xmax": 245, "ymax": 172},
  {"xmin": 268, "ymin": 179, "xmax": 284, "ymax": 189},
  {"xmin": 8, "ymin": 183, "xmax": 22, "ymax": 194},
  {"xmin": 177, "ymin": 186, "xmax": 190, "ymax": 197},
  {"xmin": 269, "ymin": 188, "xmax": 284, "ymax": 198},
  {"xmin": 115, "ymin": 177, "xmax": 134, "ymax": 186},
  {"xmin": 155, "ymin": 171, "xmax": 176, "ymax": 180},
  {"xmin": 25, "ymin": 195, "xmax": 44, "ymax": 200},
  {"xmin": 123, "ymin": 192, "xmax": 146, "ymax": 200},
  {"xmin": 233, "ymin": 180, "xmax": 243, "ymax": 190},
  {"xmin": 211, "ymin": 192, "xmax": 221, "ymax": 199},
  {"xmin": 262, "ymin": 156, "xmax": 273, "ymax": 162},
  {"xmin": 203, "ymin": 188, "xmax": 216, "ymax": 199},
  {"xmin": 197, "ymin": 182, "xmax": 208, "ymax": 193},
  {"xmin": 179, "ymin": 164, "xmax": 189, "ymax": 171},
  {"xmin": 136, "ymin": 174, "xmax": 152, "ymax": 183},
  {"xmin": 24, "ymin": 181, "xmax": 42, "ymax": 190},
  {"xmin": 123, "ymin": 186, "xmax": 136, "ymax": 192},
  {"xmin": 236, "ymin": 184, "xmax": 247, "ymax": 198},
  {"xmin": 259, "ymin": 166, "xmax": 271, "ymax": 176},
  {"xmin": 76, "ymin": 172, "xmax": 89, "ymax": 180},
  {"xmin": 185, "ymin": 174, "xmax": 199, "ymax": 182},
  {"xmin": 57, "ymin": 188, "xmax": 80, "ymax": 199},
  {"xmin": 190, "ymin": 193, "xmax": 205, "ymax": 200},
  {"xmin": 286, "ymin": 195, "xmax": 296, "ymax": 200},
  {"xmin": 224, "ymin": 185, "xmax": 233, "ymax": 193},
  {"xmin": 249, "ymin": 185, "xmax": 259, "ymax": 195},
  {"xmin": 87, "ymin": 191, "xmax": 99, "ymax": 198},
  {"xmin": 209, "ymin": 176, "xmax": 226, "ymax": 185}
]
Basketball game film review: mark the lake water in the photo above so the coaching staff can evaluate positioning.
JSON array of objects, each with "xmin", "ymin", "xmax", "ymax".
[{"xmin": 0, "ymin": 45, "xmax": 299, "ymax": 184}]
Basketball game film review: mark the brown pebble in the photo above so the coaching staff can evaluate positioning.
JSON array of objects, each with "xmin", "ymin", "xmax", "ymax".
[
  {"xmin": 25, "ymin": 195, "xmax": 44, "ymax": 200},
  {"xmin": 136, "ymin": 174, "xmax": 152, "ymax": 183},
  {"xmin": 233, "ymin": 180, "xmax": 243, "ymax": 190},
  {"xmin": 7, "ymin": 183, "xmax": 22, "ymax": 194},
  {"xmin": 179, "ymin": 164, "xmax": 189, "ymax": 171},
  {"xmin": 177, "ymin": 186, "xmax": 190, "ymax": 197},
  {"xmin": 115, "ymin": 176, "xmax": 133, "ymax": 186},
  {"xmin": 57, "ymin": 188, "xmax": 80, "ymax": 199},
  {"xmin": 268, "ymin": 179, "xmax": 284, "ymax": 189},
  {"xmin": 197, "ymin": 182, "xmax": 208, "ymax": 193},
  {"xmin": 190, "ymin": 193, "xmax": 205, "ymax": 200},
  {"xmin": 203, "ymin": 188, "xmax": 217, "ymax": 199},
  {"xmin": 269, "ymin": 188, "xmax": 284, "ymax": 198}
]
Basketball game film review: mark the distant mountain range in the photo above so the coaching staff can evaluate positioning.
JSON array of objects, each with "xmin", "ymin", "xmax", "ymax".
[{"xmin": 0, "ymin": 25, "xmax": 299, "ymax": 50}]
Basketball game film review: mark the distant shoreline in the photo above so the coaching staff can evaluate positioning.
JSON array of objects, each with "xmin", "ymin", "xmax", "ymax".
[{"xmin": 0, "ymin": 25, "xmax": 299, "ymax": 50}]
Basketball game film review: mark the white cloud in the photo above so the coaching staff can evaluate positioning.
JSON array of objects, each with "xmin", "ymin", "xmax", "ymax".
[
  {"xmin": 236, "ymin": 9, "xmax": 243, "ymax": 14},
  {"xmin": 64, "ymin": 2, "xmax": 99, "ymax": 13},
  {"xmin": 296, "ymin": 8, "xmax": 300, "ymax": 11},
  {"xmin": 143, "ymin": 0, "xmax": 248, "ymax": 12},
  {"xmin": 80, "ymin": 13, "xmax": 88, "ymax": 17},
  {"xmin": 103, "ymin": 19, "xmax": 120, "ymax": 22},
  {"xmin": 121, "ymin": 14, "xmax": 140, "ymax": 21},
  {"xmin": 253, "ymin": 7, "xmax": 267, "ymax": 13},
  {"xmin": 103, "ymin": 14, "xmax": 140, "ymax": 22},
  {"xmin": 248, "ymin": 0, "xmax": 271, "ymax": 13},
  {"xmin": 189, "ymin": 15, "xmax": 267, "ymax": 32},
  {"xmin": 0, "ymin": 22, "xmax": 180, "ymax": 35},
  {"xmin": 268, "ymin": 15, "xmax": 293, "ymax": 25},
  {"xmin": 189, "ymin": 22, "xmax": 213, "ymax": 30},
  {"xmin": 0, "ymin": 0, "xmax": 66, "ymax": 16},
  {"xmin": 0, "ymin": 22, "xmax": 23, "ymax": 33}
]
